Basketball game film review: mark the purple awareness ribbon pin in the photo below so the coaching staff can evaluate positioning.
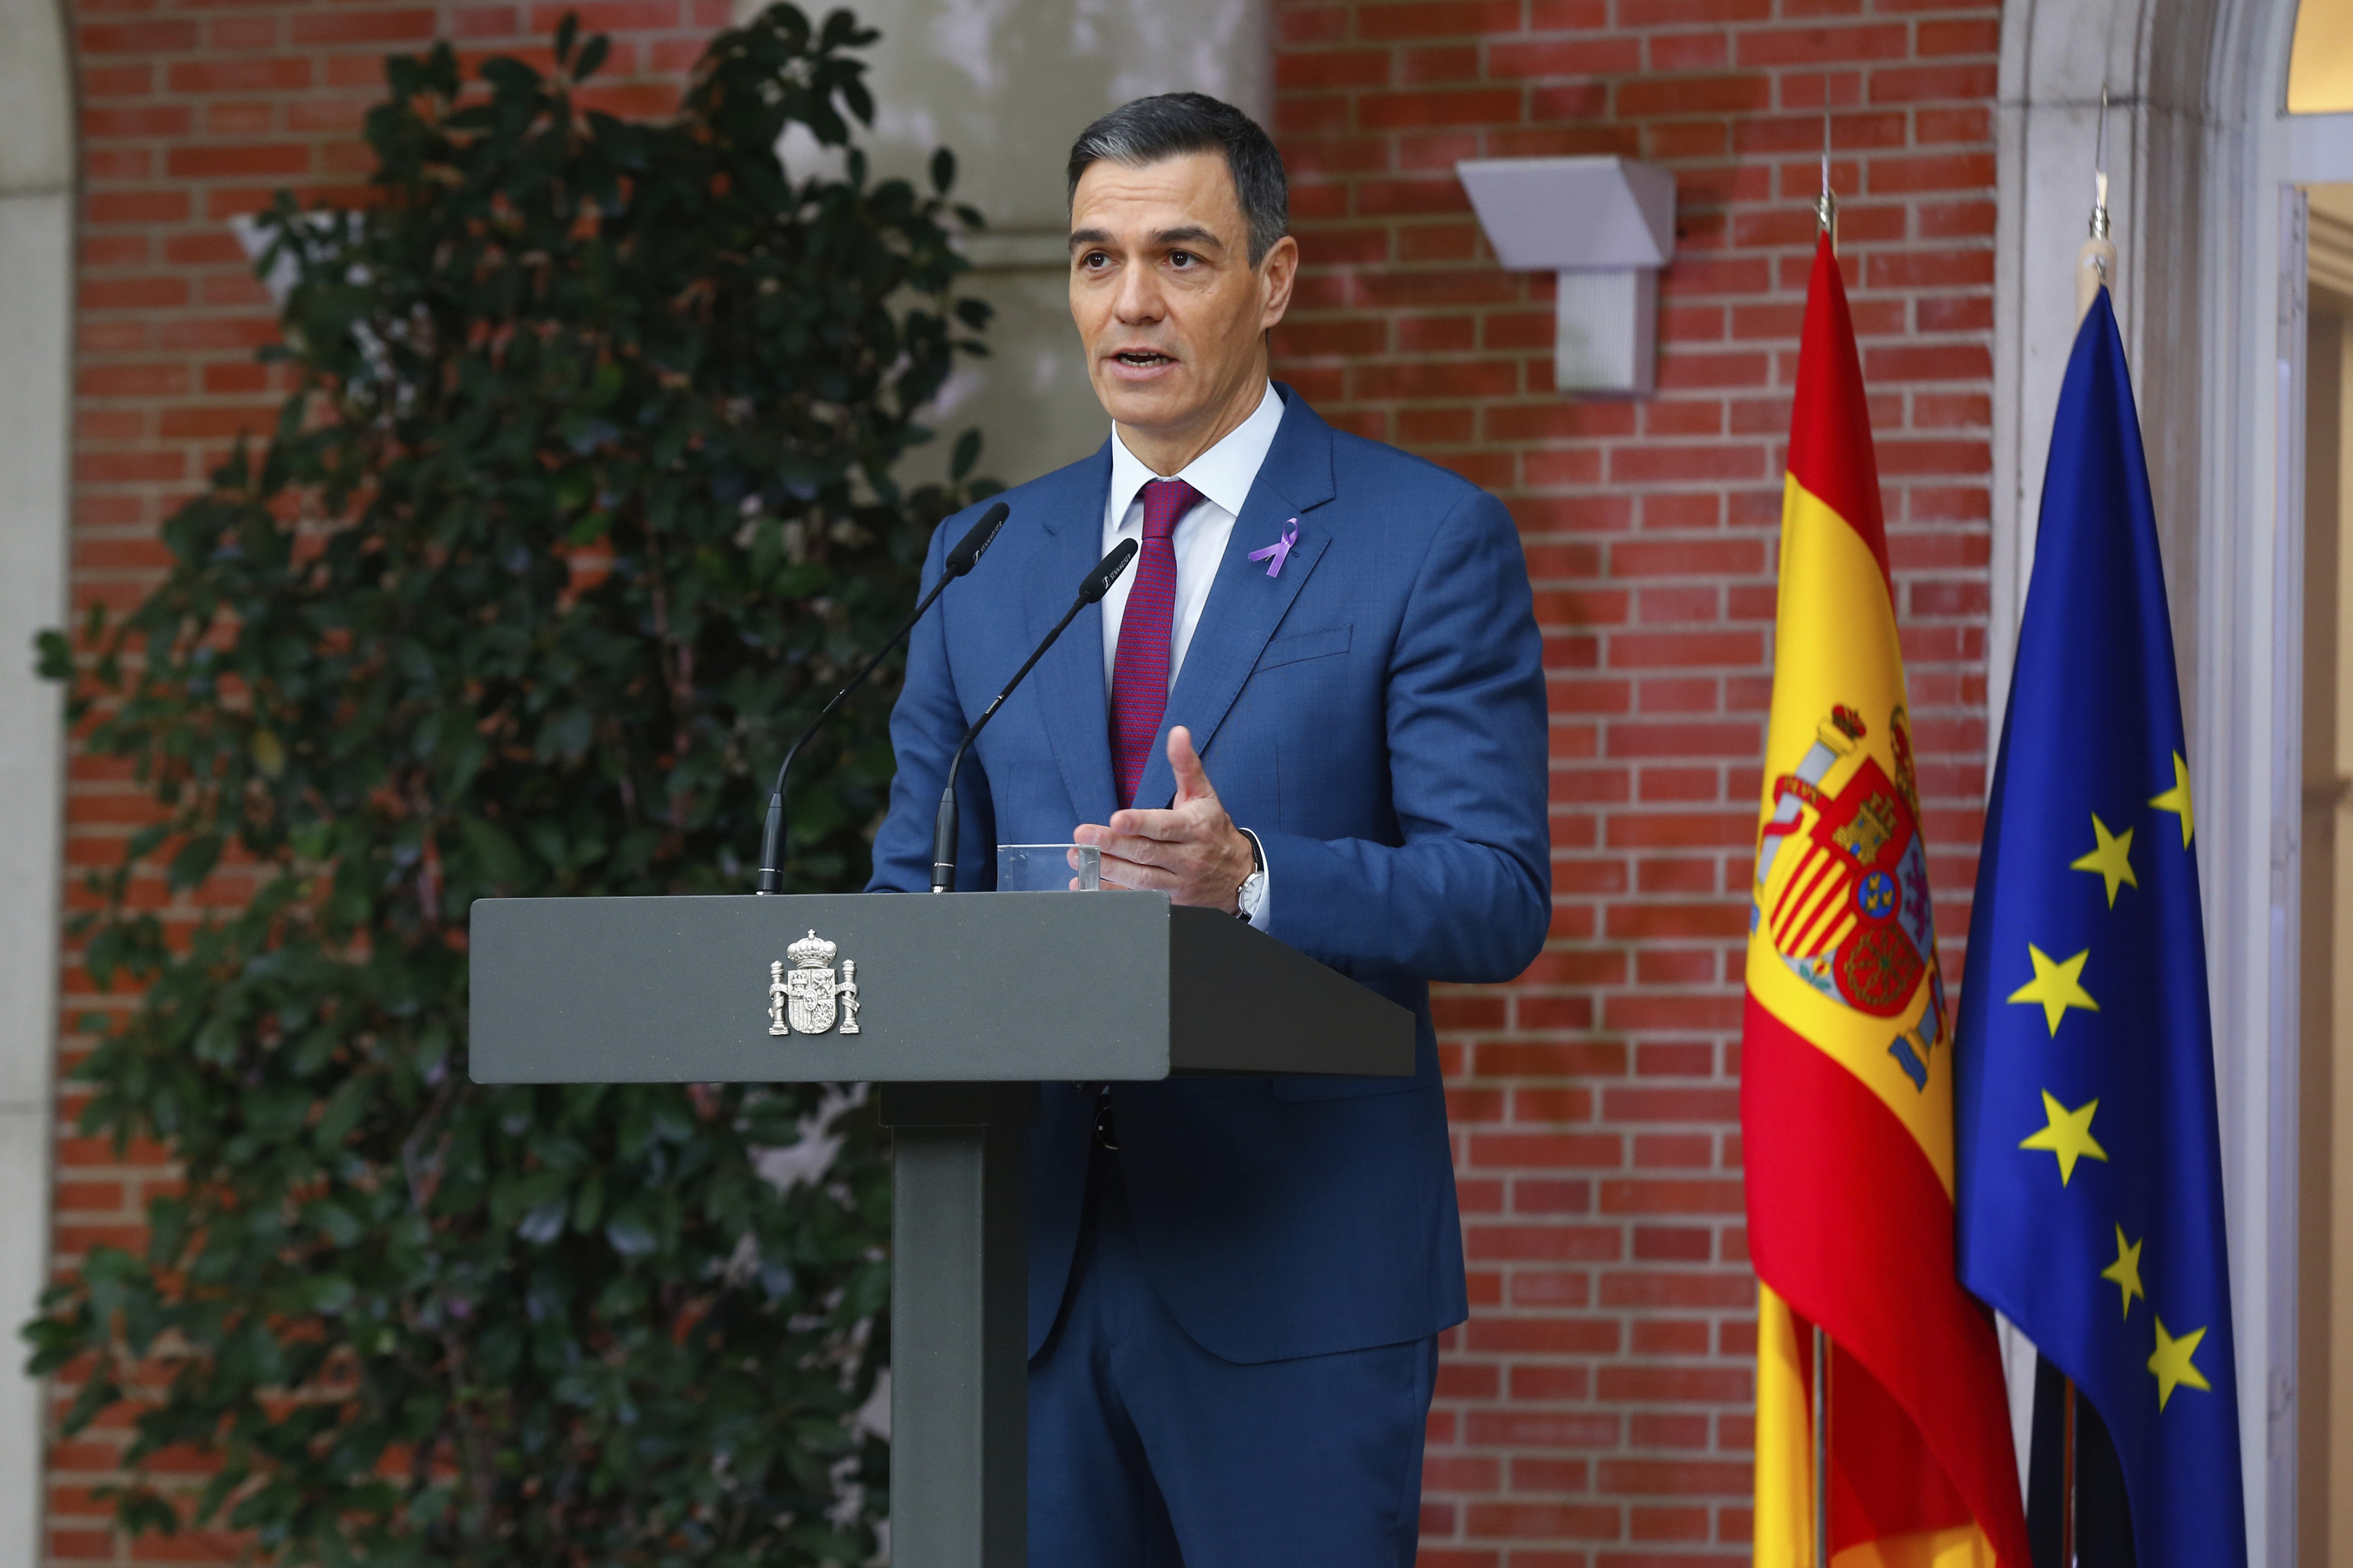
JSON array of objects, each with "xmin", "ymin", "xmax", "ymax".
[{"xmin": 1248, "ymin": 518, "xmax": 1299, "ymax": 578}]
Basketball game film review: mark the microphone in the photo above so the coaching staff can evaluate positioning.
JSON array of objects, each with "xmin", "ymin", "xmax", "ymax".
[
  {"xmin": 755, "ymin": 500, "xmax": 1009, "ymax": 893},
  {"xmin": 930, "ymin": 537, "xmax": 1137, "ymax": 892}
]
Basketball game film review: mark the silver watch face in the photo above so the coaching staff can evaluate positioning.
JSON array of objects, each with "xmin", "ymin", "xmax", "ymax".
[{"xmin": 1238, "ymin": 870, "xmax": 1267, "ymax": 917}]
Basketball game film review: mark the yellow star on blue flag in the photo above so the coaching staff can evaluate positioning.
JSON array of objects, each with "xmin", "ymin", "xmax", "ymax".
[{"xmin": 1953, "ymin": 290, "xmax": 2245, "ymax": 1568}]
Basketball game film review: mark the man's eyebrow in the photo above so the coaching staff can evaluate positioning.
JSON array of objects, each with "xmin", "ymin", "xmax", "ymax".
[
  {"xmin": 1065, "ymin": 224, "xmax": 1229, "ymax": 252},
  {"xmin": 1154, "ymin": 225, "xmax": 1222, "ymax": 250}
]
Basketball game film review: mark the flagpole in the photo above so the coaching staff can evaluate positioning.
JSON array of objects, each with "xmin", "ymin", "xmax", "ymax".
[
  {"xmin": 2053, "ymin": 97, "xmax": 2113, "ymax": 1568},
  {"xmin": 1816, "ymin": 102, "xmax": 1838, "ymax": 255},
  {"xmin": 1807, "ymin": 118, "xmax": 1836, "ymax": 1568},
  {"xmin": 2076, "ymin": 87, "xmax": 2116, "ymax": 320},
  {"xmin": 1812, "ymin": 1324, "xmax": 1831, "ymax": 1568},
  {"xmin": 2061, "ymin": 1378, "xmax": 2078, "ymax": 1567}
]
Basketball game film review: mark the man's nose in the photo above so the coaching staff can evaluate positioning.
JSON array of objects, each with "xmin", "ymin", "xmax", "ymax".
[{"xmin": 1113, "ymin": 264, "xmax": 1164, "ymax": 323}]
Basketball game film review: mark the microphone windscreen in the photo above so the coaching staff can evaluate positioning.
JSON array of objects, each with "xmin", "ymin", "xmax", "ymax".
[
  {"xmin": 944, "ymin": 500, "xmax": 1010, "ymax": 577},
  {"xmin": 1082, "ymin": 538, "xmax": 1139, "ymax": 603}
]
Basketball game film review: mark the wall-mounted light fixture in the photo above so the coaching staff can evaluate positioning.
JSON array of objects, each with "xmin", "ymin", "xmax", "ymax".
[{"xmin": 1455, "ymin": 155, "xmax": 1677, "ymax": 398}]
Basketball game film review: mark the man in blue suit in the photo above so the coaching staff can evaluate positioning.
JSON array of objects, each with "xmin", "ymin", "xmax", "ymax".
[{"xmin": 867, "ymin": 93, "xmax": 1550, "ymax": 1566}]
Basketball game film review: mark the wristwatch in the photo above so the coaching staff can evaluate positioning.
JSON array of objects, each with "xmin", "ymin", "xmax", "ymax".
[{"xmin": 1235, "ymin": 827, "xmax": 1267, "ymax": 922}]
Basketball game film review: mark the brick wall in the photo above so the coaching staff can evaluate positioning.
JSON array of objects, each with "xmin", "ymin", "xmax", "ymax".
[
  {"xmin": 51, "ymin": 3, "xmax": 714, "ymax": 1558},
  {"xmin": 43, "ymin": 0, "xmax": 1998, "ymax": 1557},
  {"xmin": 1264, "ymin": 0, "xmax": 1999, "ymax": 1560}
]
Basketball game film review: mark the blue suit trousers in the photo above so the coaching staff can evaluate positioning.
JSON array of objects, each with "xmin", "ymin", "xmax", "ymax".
[{"xmin": 1029, "ymin": 1154, "xmax": 1438, "ymax": 1568}]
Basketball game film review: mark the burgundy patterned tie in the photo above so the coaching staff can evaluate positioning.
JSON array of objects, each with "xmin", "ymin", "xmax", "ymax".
[{"xmin": 1109, "ymin": 478, "xmax": 1200, "ymax": 807}]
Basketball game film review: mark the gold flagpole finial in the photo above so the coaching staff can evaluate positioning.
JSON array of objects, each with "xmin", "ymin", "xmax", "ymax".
[
  {"xmin": 1815, "ymin": 100, "xmax": 1839, "ymax": 253},
  {"xmin": 2076, "ymin": 87, "xmax": 2119, "ymax": 319}
]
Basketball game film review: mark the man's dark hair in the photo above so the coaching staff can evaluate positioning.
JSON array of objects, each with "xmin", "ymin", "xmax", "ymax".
[{"xmin": 1066, "ymin": 93, "xmax": 1290, "ymax": 267}]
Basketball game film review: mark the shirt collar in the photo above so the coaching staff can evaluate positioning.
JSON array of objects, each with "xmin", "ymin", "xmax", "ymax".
[{"xmin": 1108, "ymin": 381, "xmax": 1284, "ymax": 525}]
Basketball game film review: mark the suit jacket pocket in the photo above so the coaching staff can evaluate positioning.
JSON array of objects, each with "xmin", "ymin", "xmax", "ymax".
[
  {"xmin": 1255, "ymin": 622, "xmax": 1352, "ymax": 671},
  {"xmin": 1271, "ymin": 1069, "xmax": 1425, "ymax": 1102}
]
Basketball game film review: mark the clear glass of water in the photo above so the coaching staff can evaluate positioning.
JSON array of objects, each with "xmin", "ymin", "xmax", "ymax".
[{"xmin": 996, "ymin": 843, "xmax": 1101, "ymax": 892}]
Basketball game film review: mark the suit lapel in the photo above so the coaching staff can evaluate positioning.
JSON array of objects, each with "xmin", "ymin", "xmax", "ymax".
[
  {"xmin": 1028, "ymin": 440, "xmax": 1121, "ymax": 825},
  {"xmin": 1134, "ymin": 390, "xmax": 1339, "ymax": 810}
]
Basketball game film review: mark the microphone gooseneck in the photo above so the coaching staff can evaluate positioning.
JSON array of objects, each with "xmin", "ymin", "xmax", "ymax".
[
  {"xmin": 931, "ymin": 537, "xmax": 1137, "ymax": 893},
  {"xmin": 755, "ymin": 499, "xmax": 1008, "ymax": 893}
]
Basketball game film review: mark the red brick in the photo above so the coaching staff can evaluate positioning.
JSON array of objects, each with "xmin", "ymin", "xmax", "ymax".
[
  {"xmin": 79, "ymin": 19, "xmax": 200, "ymax": 53},
  {"xmin": 1466, "ymin": 1503, "xmax": 1624, "ymax": 1537},
  {"xmin": 1394, "ymin": 45, "xmax": 1477, "ymax": 85},
  {"xmin": 1605, "ymin": 1086, "xmax": 1738, "ymax": 1124},
  {"xmin": 1605, "ymin": 630, "xmax": 1761, "ymax": 669},
  {"xmin": 84, "ymin": 190, "xmax": 191, "ymax": 226},
  {"xmin": 83, "ymin": 104, "xmax": 196, "ymax": 138},
  {"xmin": 165, "ymin": 142, "xmax": 313, "ymax": 178},
  {"xmin": 1605, "ymin": 443, "xmax": 1769, "ymax": 485},
  {"xmin": 1734, "ymin": 23, "xmax": 1907, "ymax": 67},
  {"xmin": 1917, "ymin": 198, "xmax": 1997, "ymax": 241},
  {"xmin": 80, "ymin": 277, "xmax": 191, "ymax": 311},
  {"xmin": 1628, "ymin": 1318, "xmax": 1713, "ymax": 1356},
  {"xmin": 165, "ymin": 55, "xmax": 315, "ymax": 91},
  {"xmin": 1508, "ymin": 1179, "xmax": 1595, "ymax": 1217},
  {"xmin": 1867, "ymin": 63, "xmax": 2000, "ymax": 105},
  {"xmin": 1467, "ymin": 1409, "xmax": 1625, "ymax": 1449},
  {"xmin": 1595, "ymin": 1363, "xmax": 1750, "ymax": 1403},
  {"xmin": 528, "ymin": 0, "xmax": 681, "ymax": 29},
  {"xmin": 1595, "ymin": 1177, "xmax": 1746, "ymax": 1216},
  {"xmin": 1907, "ymin": 10, "xmax": 1993, "ymax": 47},
  {"xmin": 1612, "ymin": 74, "xmax": 1769, "ymax": 116},
  {"xmin": 290, "ymin": 8, "xmax": 439, "ymax": 43},
  {"xmin": 1353, "ymin": 357, "xmax": 1521, "ymax": 399},
  {"xmin": 81, "ymin": 62, "xmax": 153, "ymax": 96},
  {"xmin": 1278, "ymin": 47, "xmax": 1392, "ymax": 88},
  {"xmin": 1618, "ymin": 0, "xmax": 1766, "ymax": 19},
  {"xmin": 1359, "ymin": 86, "xmax": 1528, "ymax": 129},
  {"xmin": 204, "ymin": 100, "xmax": 279, "ymax": 138},
  {"xmin": 1488, "ymin": 38, "xmax": 1643, "ymax": 77},
  {"xmin": 1595, "ymin": 1459, "xmax": 1750, "ymax": 1496},
  {"xmin": 1469, "ymin": 1131, "xmax": 1625, "ymax": 1170},
  {"xmin": 1645, "ymin": 32, "xmax": 1727, "ymax": 71},
  {"xmin": 1355, "ymin": 0, "xmax": 1526, "ymax": 39},
  {"xmin": 1630, "ymin": 1498, "xmax": 1713, "ymax": 1535}
]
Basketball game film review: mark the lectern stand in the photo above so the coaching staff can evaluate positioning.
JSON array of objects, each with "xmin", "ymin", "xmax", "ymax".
[{"xmin": 470, "ymin": 889, "xmax": 1412, "ymax": 1568}]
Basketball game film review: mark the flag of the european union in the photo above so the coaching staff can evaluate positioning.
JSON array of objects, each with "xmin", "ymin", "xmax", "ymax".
[{"xmin": 1954, "ymin": 288, "xmax": 2247, "ymax": 1568}]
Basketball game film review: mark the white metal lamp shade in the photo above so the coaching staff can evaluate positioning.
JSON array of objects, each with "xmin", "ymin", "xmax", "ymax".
[{"xmin": 1456, "ymin": 155, "xmax": 1677, "ymax": 396}]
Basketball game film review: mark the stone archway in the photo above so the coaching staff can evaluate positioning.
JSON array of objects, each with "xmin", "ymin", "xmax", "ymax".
[
  {"xmin": 1995, "ymin": 0, "xmax": 2353, "ymax": 1560},
  {"xmin": 0, "ymin": 0, "xmax": 72, "ymax": 1554}
]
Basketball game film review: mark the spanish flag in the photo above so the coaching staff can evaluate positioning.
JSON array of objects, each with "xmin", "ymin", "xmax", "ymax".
[{"xmin": 1743, "ymin": 234, "xmax": 2030, "ymax": 1568}]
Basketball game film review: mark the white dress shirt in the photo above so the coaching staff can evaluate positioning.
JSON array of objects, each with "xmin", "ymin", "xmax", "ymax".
[
  {"xmin": 1098, "ymin": 380, "xmax": 1284, "ymax": 926},
  {"xmin": 1100, "ymin": 381, "xmax": 1285, "ymax": 695}
]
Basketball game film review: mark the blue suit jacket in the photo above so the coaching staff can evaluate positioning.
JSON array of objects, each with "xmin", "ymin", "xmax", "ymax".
[{"xmin": 869, "ymin": 388, "xmax": 1550, "ymax": 1364}]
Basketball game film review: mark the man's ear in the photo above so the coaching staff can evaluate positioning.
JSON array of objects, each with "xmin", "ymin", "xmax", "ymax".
[{"xmin": 1257, "ymin": 234, "xmax": 1300, "ymax": 332}]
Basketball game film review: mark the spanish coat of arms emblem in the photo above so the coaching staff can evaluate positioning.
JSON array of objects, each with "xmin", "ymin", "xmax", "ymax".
[
  {"xmin": 1751, "ymin": 704, "xmax": 1947, "ymax": 1090},
  {"xmin": 768, "ymin": 929, "xmax": 860, "ymax": 1036}
]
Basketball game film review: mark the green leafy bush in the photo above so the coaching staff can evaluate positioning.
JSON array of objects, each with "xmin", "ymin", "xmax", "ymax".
[{"xmin": 28, "ymin": 9, "xmax": 992, "ymax": 1561}]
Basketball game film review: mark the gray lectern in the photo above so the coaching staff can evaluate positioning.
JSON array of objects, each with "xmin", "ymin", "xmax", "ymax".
[{"xmin": 469, "ymin": 889, "xmax": 1412, "ymax": 1567}]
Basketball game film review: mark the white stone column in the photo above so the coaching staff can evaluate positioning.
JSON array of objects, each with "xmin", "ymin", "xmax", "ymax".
[
  {"xmin": 0, "ymin": 0, "xmax": 73, "ymax": 1557},
  {"xmin": 759, "ymin": 0, "xmax": 1272, "ymax": 488}
]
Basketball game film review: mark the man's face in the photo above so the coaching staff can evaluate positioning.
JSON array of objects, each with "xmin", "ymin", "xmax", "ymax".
[{"xmin": 1069, "ymin": 150, "xmax": 1297, "ymax": 450}]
